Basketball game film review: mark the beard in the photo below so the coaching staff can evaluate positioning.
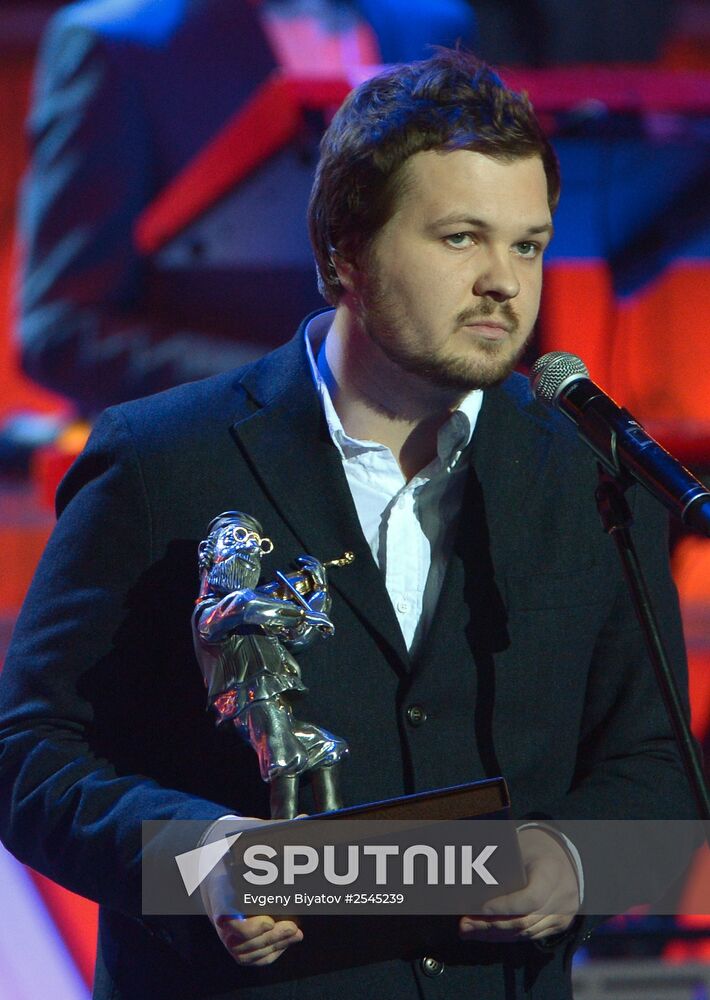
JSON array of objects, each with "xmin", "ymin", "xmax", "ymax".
[
  {"xmin": 208, "ymin": 552, "xmax": 260, "ymax": 594},
  {"xmin": 358, "ymin": 276, "xmax": 531, "ymax": 392}
]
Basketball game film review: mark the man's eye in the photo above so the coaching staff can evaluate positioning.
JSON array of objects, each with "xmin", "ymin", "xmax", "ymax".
[
  {"xmin": 514, "ymin": 241, "xmax": 541, "ymax": 258},
  {"xmin": 444, "ymin": 232, "xmax": 474, "ymax": 248}
]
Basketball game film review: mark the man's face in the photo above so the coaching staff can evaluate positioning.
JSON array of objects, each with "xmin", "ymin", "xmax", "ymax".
[{"xmin": 350, "ymin": 149, "xmax": 553, "ymax": 390}]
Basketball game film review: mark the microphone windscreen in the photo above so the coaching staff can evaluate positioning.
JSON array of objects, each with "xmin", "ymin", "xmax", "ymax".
[{"xmin": 530, "ymin": 351, "xmax": 589, "ymax": 403}]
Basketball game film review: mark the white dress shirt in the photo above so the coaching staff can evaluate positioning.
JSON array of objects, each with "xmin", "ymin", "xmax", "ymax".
[{"xmin": 305, "ymin": 312, "xmax": 482, "ymax": 655}]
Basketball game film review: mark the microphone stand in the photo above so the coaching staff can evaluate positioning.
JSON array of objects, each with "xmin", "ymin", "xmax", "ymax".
[{"xmin": 595, "ymin": 466, "xmax": 710, "ymax": 841}]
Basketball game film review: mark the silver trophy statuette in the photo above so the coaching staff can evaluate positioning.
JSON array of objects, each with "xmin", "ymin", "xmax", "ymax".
[{"xmin": 192, "ymin": 511, "xmax": 352, "ymax": 819}]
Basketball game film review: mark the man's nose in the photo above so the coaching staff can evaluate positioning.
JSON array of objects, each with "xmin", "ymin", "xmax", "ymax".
[{"xmin": 472, "ymin": 248, "xmax": 520, "ymax": 301}]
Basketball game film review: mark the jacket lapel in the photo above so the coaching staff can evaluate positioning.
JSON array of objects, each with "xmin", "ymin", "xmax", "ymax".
[
  {"xmin": 413, "ymin": 373, "xmax": 556, "ymax": 666},
  {"xmin": 231, "ymin": 322, "xmax": 410, "ymax": 670},
  {"xmin": 468, "ymin": 373, "xmax": 556, "ymax": 566}
]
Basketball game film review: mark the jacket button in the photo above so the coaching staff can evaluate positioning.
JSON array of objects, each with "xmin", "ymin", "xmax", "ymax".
[
  {"xmin": 406, "ymin": 704, "xmax": 427, "ymax": 727},
  {"xmin": 420, "ymin": 955, "xmax": 445, "ymax": 977}
]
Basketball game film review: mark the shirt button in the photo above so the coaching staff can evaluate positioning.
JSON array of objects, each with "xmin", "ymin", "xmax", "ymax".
[
  {"xmin": 420, "ymin": 956, "xmax": 445, "ymax": 977},
  {"xmin": 396, "ymin": 598, "xmax": 410, "ymax": 614},
  {"xmin": 406, "ymin": 704, "xmax": 427, "ymax": 727}
]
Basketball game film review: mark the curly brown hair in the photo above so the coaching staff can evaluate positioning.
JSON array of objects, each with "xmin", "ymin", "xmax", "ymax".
[{"xmin": 308, "ymin": 48, "xmax": 560, "ymax": 305}]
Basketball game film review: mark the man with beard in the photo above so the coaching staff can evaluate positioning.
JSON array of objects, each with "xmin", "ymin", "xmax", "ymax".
[
  {"xmin": 0, "ymin": 49, "xmax": 694, "ymax": 1000},
  {"xmin": 192, "ymin": 511, "xmax": 347, "ymax": 819}
]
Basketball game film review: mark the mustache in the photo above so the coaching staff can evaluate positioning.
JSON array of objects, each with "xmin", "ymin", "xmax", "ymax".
[{"xmin": 456, "ymin": 300, "xmax": 519, "ymax": 332}]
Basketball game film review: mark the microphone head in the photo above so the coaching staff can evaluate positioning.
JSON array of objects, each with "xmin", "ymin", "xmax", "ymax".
[{"xmin": 530, "ymin": 351, "xmax": 589, "ymax": 403}]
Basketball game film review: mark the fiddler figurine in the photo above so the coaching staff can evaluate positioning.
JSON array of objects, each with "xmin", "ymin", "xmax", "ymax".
[{"xmin": 192, "ymin": 511, "xmax": 351, "ymax": 819}]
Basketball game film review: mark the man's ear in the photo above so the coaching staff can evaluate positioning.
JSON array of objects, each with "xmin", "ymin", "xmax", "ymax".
[{"xmin": 331, "ymin": 251, "xmax": 359, "ymax": 294}]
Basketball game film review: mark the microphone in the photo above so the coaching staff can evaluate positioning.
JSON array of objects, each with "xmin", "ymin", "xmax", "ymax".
[{"xmin": 530, "ymin": 352, "xmax": 710, "ymax": 537}]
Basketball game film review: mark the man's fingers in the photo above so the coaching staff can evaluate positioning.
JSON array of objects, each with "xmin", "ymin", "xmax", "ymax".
[
  {"xmin": 459, "ymin": 911, "xmax": 575, "ymax": 943},
  {"xmin": 478, "ymin": 882, "xmax": 547, "ymax": 917},
  {"xmin": 460, "ymin": 913, "xmax": 538, "ymax": 934},
  {"xmin": 459, "ymin": 914, "xmax": 538, "ymax": 941},
  {"xmin": 520, "ymin": 913, "xmax": 575, "ymax": 940},
  {"xmin": 235, "ymin": 929, "xmax": 304, "ymax": 966},
  {"xmin": 216, "ymin": 916, "xmax": 303, "ymax": 966},
  {"xmin": 231, "ymin": 921, "xmax": 301, "ymax": 955},
  {"xmin": 458, "ymin": 913, "xmax": 573, "ymax": 943},
  {"xmin": 228, "ymin": 925, "xmax": 303, "ymax": 959},
  {"xmin": 217, "ymin": 914, "xmax": 273, "ymax": 940},
  {"xmin": 479, "ymin": 872, "xmax": 552, "ymax": 917}
]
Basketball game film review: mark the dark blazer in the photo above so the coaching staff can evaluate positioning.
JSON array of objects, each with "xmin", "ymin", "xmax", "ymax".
[{"xmin": 0, "ymin": 316, "xmax": 694, "ymax": 999}]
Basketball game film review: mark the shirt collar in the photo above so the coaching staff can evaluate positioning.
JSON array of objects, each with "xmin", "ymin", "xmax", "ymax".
[{"xmin": 304, "ymin": 311, "xmax": 483, "ymax": 471}]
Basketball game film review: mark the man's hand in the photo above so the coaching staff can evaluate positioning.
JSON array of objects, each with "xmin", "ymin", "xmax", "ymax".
[
  {"xmin": 199, "ymin": 817, "xmax": 305, "ymax": 967},
  {"xmin": 459, "ymin": 827, "xmax": 580, "ymax": 944},
  {"xmin": 213, "ymin": 914, "xmax": 303, "ymax": 967}
]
